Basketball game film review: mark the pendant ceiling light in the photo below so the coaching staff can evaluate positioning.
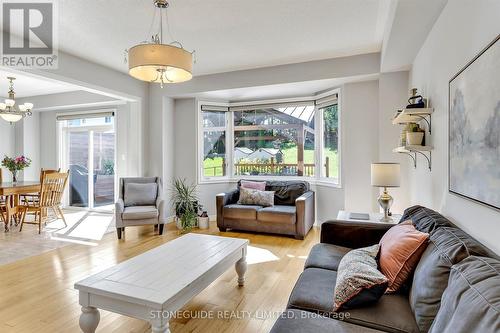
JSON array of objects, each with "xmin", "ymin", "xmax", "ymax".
[
  {"xmin": 0, "ymin": 77, "xmax": 34, "ymax": 124},
  {"xmin": 127, "ymin": 0, "xmax": 194, "ymax": 87}
]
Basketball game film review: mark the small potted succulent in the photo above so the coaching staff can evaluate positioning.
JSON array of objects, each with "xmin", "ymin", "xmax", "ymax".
[
  {"xmin": 406, "ymin": 123, "xmax": 425, "ymax": 146},
  {"xmin": 1, "ymin": 155, "xmax": 31, "ymax": 183}
]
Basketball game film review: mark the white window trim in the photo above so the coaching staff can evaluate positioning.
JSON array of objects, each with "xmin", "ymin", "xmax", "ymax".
[{"xmin": 197, "ymin": 88, "xmax": 342, "ymax": 188}]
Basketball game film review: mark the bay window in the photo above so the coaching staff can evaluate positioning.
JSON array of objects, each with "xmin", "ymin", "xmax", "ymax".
[{"xmin": 199, "ymin": 91, "xmax": 340, "ymax": 185}]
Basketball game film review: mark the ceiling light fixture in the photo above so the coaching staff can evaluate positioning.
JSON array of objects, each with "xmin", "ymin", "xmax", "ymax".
[
  {"xmin": 0, "ymin": 77, "xmax": 34, "ymax": 124},
  {"xmin": 126, "ymin": 0, "xmax": 194, "ymax": 87}
]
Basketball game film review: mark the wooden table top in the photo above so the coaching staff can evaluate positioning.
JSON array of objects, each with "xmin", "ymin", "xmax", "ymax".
[{"xmin": 0, "ymin": 181, "xmax": 41, "ymax": 195}]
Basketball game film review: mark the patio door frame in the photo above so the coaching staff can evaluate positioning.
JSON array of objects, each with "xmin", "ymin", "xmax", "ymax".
[{"xmin": 57, "ymin": 112, "xmax": 116, "ymax": 211}]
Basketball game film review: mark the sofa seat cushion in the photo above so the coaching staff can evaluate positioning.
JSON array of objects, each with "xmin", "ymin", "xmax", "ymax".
[
  {"xmin": 270, "ymin": 309, "xmax": 384, "ymax": 333},
  {"xmin": 223, "ymin": 204, "xmax": 262, "ymax": 220},
  {"xmin": 288, "ymin": 269, "xmax": 419, "ymax": 333},
  {"xmin": 347, "ymin": 293, "xmax": 420, "ymax": 333},
  {"xmin": 288, "ymin": 268, "xmax": 337, "ymax": 313},
  {"xmin": 429, "ymin": 256, "xmax": 500, "ymax": 333},
  {"xmin": 257, "ymin": 205, "xmax": 296, "ymax": 224},
  {"xmin": 122, "ymin": 206, "xmax": 158, "ymax": 220},
  {"xmin": 410, "ymin": 227, "xmax": 491, "ymax": 333},
  {"xmin": 304, "ymin": 243, "xmax": 351, "ymax": 271}
]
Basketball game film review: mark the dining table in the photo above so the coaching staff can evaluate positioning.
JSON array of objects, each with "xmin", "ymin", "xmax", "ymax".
[{"xmin": 0, "ymin": 181, "xmax": 41, "ymax": 232}]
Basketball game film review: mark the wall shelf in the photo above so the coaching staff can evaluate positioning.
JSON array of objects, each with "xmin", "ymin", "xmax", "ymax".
[
  {"xmin": 392, "ymin": 108, "xmax": 434, "ymax": 133},
  {"xmin": 393, "ymin": 146, "xmax": 433, "ymax": 170}
]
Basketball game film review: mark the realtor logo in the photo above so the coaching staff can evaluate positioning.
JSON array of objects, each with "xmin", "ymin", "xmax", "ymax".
[{"xmin": 1, "ymin": 0, "xmax": 58, "ymax": 68}]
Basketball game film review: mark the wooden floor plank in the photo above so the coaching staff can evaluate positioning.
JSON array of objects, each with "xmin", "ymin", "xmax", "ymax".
[{"xmin": 0, "ymin": 222, "xmax": 319, "ymax": 332}]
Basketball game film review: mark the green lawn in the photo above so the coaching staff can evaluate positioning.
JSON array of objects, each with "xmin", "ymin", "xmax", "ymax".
[{"xmin": 203, "ymin": 146, "xmax": 338, "ymax": 178}]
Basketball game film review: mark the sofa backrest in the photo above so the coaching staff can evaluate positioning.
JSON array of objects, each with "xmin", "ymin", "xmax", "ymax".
[
  {"xmin": 409, "ymin": 227, "xmax": 491, "ymax": 332},
  {"xmin": 399, "ymin": 205, "xmax": 453, "ymax": 233},
  {"xmin": 237, "ymin": 180, "xmax": 310, "ymax": 206},
  {"xmin": 429, "ymin": 256, "xmax": 500, "ymax": 333}
]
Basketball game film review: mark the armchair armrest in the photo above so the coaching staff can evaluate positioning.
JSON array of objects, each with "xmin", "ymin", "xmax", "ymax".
[
  {"xmin": 115, "ymin": 198, "xmax": 125, "ymax": 227},
  {"xmin": 295, "ymin": 191, "xmax": 315, "ymax": 239},
  {"xmin": 320, "ymin": 220, "xmax": 394, "ymax": 248},
  {"xmin": 156, "ymin": 197, "xmax": 167, "ymax": 224},
  {"xmin": 216, "ymin": 189, "xmax": 239, "ymax": 228}
]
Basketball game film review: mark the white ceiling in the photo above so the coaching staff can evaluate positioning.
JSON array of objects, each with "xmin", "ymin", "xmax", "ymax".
[
  {"xmin": 0, "ymin": 69, "xmax": 80, "ymax": 98},
  {"xmin": 193, "ymin": 74, "xmax": 379, "ymax": 102},
  {"xmin": 58, "ymin": 0, "xmax": 391, "ymax": 76}
]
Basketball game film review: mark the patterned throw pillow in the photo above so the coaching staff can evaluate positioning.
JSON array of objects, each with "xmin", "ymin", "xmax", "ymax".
[
  {"xmin": 237, "ymin": 187, "xmax": 274, "ymax": 207},
  {"xmin": 333, "ymin": 244, "xmax": 389, "ymax": 311},
  {"xmin": 240, "ymin": 180, "xmax": 266, "ymax": 191}
]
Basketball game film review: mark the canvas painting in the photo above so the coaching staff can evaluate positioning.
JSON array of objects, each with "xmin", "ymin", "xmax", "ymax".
[{"xmin": 449, "ymin": 35, "xmax": 500, "ymax": 210}]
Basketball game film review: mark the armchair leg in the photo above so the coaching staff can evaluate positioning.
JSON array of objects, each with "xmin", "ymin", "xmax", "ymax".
[
  {"xmin": 219, "ymin": 227, "xmax": 227, "ymax": 232},
  {"xmin": 117, "ymin": 227, "xmax": 122, "ymax": 239},
  {"xmin": 294, "ymin": 235, "xmax": 304, "ymax": 240},
  {"xmin": 158, "ymin": 224, "xmax": 164, "ymax": 235}
]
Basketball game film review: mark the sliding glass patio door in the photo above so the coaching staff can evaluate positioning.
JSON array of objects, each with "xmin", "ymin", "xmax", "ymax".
[{"xmin": 59, "ymin": 113, "xmax": 116, "ymax": 210}]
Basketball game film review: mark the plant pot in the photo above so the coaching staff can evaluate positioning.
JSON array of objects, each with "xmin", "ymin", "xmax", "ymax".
[
  {"xmin": 175, "ymin": 217, "xmax": 183, "ymax": 230},
  {"xmin": 198, "ymin": 216, "xmax": 209, "ymax": 229},
  {"xmin": 406, "ymin": 132, "xmax": 424, "ymax": 146}
]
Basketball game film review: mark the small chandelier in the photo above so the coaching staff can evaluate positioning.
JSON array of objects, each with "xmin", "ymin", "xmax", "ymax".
[
  {"xmin": 0, "ymin": 77, "xmax": 34, "ymax": 123},
  {"xmin": 127, "ymin": 0, "xmax": 194, "ymax": 87}
]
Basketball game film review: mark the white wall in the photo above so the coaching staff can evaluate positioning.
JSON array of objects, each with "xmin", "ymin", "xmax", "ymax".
[
  {"xmin": 410, "ymin": 0, "xmax": 500, "ymax": 253},
  {"xmin": 379, "ymin": 71, "xmax": 411, "ymax": 213},
  {"xmin": 0, "ymin": 120, "xmax": 15, "ymax": 181},
  {"xmin": 342, "ymin": 80, "xmax": 380, "ymax": 213}
]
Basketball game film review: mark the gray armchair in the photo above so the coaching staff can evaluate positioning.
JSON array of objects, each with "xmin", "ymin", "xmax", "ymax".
[{"xmin": 115, "ymin": 177, "xmax": 167, "ymax": 239}]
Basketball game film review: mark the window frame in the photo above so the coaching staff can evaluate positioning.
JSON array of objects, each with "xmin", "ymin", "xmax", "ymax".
[{"xmin": 197, "ymin": 88, "xmax": 342, "ymax": 187}]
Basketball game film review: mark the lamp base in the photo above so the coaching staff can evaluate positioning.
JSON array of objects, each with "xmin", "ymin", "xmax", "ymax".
[{"xmin": 378, "ymin": 187, "xmax": 394, "ymax": 223}]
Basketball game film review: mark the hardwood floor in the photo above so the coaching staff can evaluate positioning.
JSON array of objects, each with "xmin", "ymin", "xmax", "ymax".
[{"xmin": 0, "ymin": 222, "xmax": 320, "ymax": 333}]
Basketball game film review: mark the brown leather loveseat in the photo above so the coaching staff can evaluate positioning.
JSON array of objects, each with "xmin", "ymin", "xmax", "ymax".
[{"xmin": 216, "ymin": 180, "xmax": 315, "ymax": 239}]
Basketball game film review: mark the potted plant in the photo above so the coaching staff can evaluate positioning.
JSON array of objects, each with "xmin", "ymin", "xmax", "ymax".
[
  {"xmin": 406, "ymin": 123, "xmax": 425, "ymax": 146},
  {"xmin": 198, "ymin": 205, "xmax": 209, "ymax": 230},
  {"xmin": 171, "ymin": 178, "xmax": 199, "ymax": 233},
  {"xmin": 1, "ymin": 155, "xmax": 31, "ymax": 183}
]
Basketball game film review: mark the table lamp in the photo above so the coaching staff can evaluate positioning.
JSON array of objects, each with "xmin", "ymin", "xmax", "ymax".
[{"xmin": 371, "ymin": 163, "xmax": 400, "ymax": 222}]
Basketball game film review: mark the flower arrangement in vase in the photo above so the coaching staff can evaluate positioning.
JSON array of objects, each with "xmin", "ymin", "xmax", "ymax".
[{"xmin": 1, "ymin": 155, "xmax": 31, "ymax": 183}]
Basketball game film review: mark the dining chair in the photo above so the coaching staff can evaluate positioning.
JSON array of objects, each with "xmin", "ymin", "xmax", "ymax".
[
  {"xmin": 22, "ymin": 168, "xmax": 61, "ymax": 205},
  {"xmin": 20, "ymin": 171, "xmax": 69, "ymax": 234},
  {"xmin": 0, "ymin": 168, "xmax": 6, "ymax": 225}
]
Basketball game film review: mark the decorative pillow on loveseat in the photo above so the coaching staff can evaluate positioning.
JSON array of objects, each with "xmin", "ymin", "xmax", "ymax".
[
  {"xmin": 237, "ymin": 187, "xmax": 275, "ymax": 207},
  {"xmin": 240, "ymin": 180, "xmax": 266, "ymax": 191},
  {"xmin": 333, "ymin": 244, "xmax": 389, "ymax": 311}
]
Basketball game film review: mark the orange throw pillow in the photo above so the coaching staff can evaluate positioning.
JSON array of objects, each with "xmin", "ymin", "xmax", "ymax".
[{"xmin": 379, "ymin": 220, "xmax": 429, "ymax": 293}]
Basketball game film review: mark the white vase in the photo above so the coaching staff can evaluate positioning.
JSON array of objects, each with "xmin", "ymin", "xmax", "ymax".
[
  {"xmin": 406, "ymin": 132, "xmax": 424, "ymax": 146},
  {"xmin": 198, "ymin": 217, "xmax": 209, "ymax": 229}
]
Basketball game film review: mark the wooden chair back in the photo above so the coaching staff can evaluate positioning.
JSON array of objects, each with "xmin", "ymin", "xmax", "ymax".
[
  {"xmin": 40, "ymin": 168, "xmax": 61, "ymax": 183},
  {"xmin": 39, "ymin": 171, "xmax": 69, "ymax": 208},
  {"xmin": 0, "ymin": 168, "xmax": 3, "ymax": 183}
]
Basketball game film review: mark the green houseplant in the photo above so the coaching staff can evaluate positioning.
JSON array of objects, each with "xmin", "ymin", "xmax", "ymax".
[{"xmin": 171, "ymin": 178, "xmax": 199, "ymax": 233}]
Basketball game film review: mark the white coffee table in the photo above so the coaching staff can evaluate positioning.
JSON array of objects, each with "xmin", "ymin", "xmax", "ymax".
[
  {"xmin": 337, "ymin": 210, "xmax": 402, "ymax": 224},
  {"xmin": 75, "ymin": 233, "xmax": 249, "ymax": 333}
]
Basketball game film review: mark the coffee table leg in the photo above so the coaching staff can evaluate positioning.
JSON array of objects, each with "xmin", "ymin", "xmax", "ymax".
[
  {"xmin": 152, "ymin": 322, "xmax": 170, "ymax": 333},
  {"xmin": 235, "ymin": 249, "xmax": 247, "ymax": 286},
  {"xmin": 79, "ymin": 306, "xmax": 100, "ymax": 333}
]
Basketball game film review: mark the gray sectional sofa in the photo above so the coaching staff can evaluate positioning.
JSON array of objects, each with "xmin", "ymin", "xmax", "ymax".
[{"xmin": 270, "ymin": 206, "xmax": 500, "ymax": 333}]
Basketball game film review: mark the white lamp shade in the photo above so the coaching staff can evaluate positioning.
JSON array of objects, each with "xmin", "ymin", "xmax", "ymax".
[
  {"xmin": 371, "ymin": 163, "xmax": 400, "ymax": 187},
  {"xmin": 128, "ymin": 44, "xmax": 193, "ymax": 83},
  {"xmin": 24, "ymin": 102, "xmax": 34, "ymax": 109},
  {"xmin": 18, "ymin": 104, "xmax": 27, "ymax": 112},
  {"xmin": 5, "ymin": 99, "xmax": 15, "ymax": 107},
  {"xmin": 0, "ymin": 103, "xmax": 6, "ymax": 110},
  {"xmin": 0, "ymin": 113, "xmax": 23, "ymax": 122}
]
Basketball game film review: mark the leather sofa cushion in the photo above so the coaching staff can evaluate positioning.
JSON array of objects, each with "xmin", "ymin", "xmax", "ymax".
[
  {"xmin": 410, "ymin": 227, "xmax": 491, "ymax": 333},
  {"xmin": 430, "ymin": 256, "xmax": 500, "ymax": 333},
  {"xmin": 304, "ymin": 243, "xmax": 351, "ymax": 271},
  {"xmin": 400, "ymin": 205, "xmax": 453, "ymax": 234},
  {"xmin": 270, "ymin": 309, "xmax": 384, "ymax": 333},
  {"xmin": 257, "ymin": 205, "xmax": 296, "ymax": 224},
  {"xmin": 122, "ymin": 206, "xmax": 158, "ymax": 220},
  {"xmin": 238, "ymin": 180, "xmax": 310, "ymax": 206},
  {"xmin": 223, "ymin": 204, "xmax": 262, "ymax": 220},
  {"xmin": 288, "ymin": 269, "xmax": 419, "ymax": 333}
]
